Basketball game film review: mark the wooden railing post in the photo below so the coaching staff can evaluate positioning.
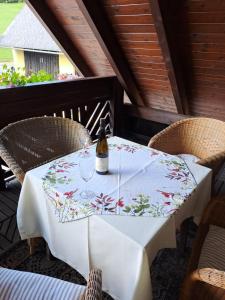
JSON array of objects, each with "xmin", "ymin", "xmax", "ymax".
[{"xmin": 110, "ymin": 78, "xmax": 124, "ymax": 137}]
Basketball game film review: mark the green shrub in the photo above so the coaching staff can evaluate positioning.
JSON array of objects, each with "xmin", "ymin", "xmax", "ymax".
[
  {"xmin": 0, "ymin": 64, "xmax": 53, "ymax": 87},
  {"xmin": 28, "ymin": 69, "xmax": 53, "ymax": 83}
]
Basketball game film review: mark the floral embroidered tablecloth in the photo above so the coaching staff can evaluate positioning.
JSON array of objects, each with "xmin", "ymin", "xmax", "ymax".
[{"xmin": 41, "ymin": 137, "xmax": 197, "ymax": 223}]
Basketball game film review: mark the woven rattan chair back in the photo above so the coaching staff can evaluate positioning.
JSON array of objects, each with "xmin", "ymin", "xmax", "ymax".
[
  {"xmin": 0, "ymin": 117, "xmax": 92, "ymax": 183},
  {"xmin": 148, "ymin": 117, "xmax": 225, "ymax": 172}
]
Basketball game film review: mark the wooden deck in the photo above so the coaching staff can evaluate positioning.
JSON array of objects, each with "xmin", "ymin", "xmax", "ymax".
[
  {"xmin": 0, "ymin": 179, "xmax": 21, "ymax": 253},
  {"xmin": 1, "ymin": 164, "xmax": 225, "ymax": 254}
]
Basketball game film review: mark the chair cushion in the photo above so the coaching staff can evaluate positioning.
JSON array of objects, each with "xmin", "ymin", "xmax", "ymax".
[
  {"xmin": 177, "ymin": 154, "xmax": 199, "ymax": 164},
  {"xmin": 0, "ymin": 267, "xmax": 86, "ymax": 300},
  {"xmin": 198, "ymin": 225, "xmax": 225, "ymax": 271}
]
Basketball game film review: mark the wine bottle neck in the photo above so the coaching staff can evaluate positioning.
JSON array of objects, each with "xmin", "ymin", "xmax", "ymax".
[{"xmin": 99, "ymin": 128, "xmax": 106, "ymax": 139}]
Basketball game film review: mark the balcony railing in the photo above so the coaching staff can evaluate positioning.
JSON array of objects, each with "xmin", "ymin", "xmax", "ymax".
[
  {"xmin": 0, "ymin": 76, "xmax": 123, "ymax": 138},
  {"xmin": 0, "ymin": 75, "xmax": 124, "ymax": 188}
]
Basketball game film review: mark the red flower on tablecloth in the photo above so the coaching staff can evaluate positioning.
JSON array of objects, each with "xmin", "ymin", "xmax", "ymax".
[
  {"xmin": 64, "ymin": 189, "xmax": 78, "ymax": 199},
  {"xmin": 117, "ymin": 199, "xmax": 124, "ymax": 207},
  {"xmin": 91, "ymin": 193, "xmax": 123, "ymax": 213},
  {"xmin": 172, "ymin": 168, "xmax": 180, "ymax": 172},
  {"xmin": 164, "ymin": 202, "xmax": 171, "ymax": 206},
  {"xmin": 56, "ymin": 169, "xmax": 65, "ymax": 173},
  {"xmin": 157, "ymin": 190, "xmax": 174, "ymax": 198}
]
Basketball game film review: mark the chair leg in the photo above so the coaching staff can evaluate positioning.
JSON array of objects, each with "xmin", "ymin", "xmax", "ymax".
[
  {"xmin": 27, "ymin": 238, "xmax": 42, "ymax": 255},
  {"xmin": 28, "ymin": 238, "xmax": 55, "ymax": 260},
  {"xmin": 0, "ymin": 163, "xmax": 6, "ymax": 191},
  {"xmin": 179, "ymin": 220, "xmax": 190, "ymax": 254},
  {"xmin": 27, "ymin": 238, "xmax": 35, "ymax": 255}
]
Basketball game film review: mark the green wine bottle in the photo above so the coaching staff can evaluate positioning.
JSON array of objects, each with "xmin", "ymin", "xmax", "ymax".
[{"xmin": 96, "ymin": 119, "xmax": 108, "ymax": 175}]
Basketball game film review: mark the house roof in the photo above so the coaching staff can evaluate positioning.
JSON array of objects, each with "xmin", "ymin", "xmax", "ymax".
[{"xmin": 0, "ymin": 5, "xmax": 61, "ymax": 53}]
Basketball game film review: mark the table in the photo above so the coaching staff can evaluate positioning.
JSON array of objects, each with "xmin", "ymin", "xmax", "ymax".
[{"xmin": 17, "ymin": 137, "xmax": 212, "ymax": 300}]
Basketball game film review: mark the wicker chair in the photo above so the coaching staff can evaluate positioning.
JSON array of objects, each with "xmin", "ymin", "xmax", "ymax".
[
  {"xmin": 0, "ymin": 268, "xmax": 102, "ymax": 300},
  {"xmin": 148, "ymin": 117, "xmax": 225, "ymax": 174},
  {"xmin": 0, "ymin": 116, "xmax": 92, "ymax": 183},
  {"xmin": 180, "ymin": 200, "xmax": 225, "ymax": 300},
  {"xmin": 0, "ymin": 116, "xmax": 92, "ymax": 254}
]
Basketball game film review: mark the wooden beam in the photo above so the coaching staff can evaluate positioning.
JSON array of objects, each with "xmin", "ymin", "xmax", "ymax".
[
  {"xmin": 124, "ymin": 103, "xmax": 190, "ymax": 125},
  {"xmin": 77, "ymin": 0, "xmax": 145, "ymax": 106},
  {"xmin": 149, "ymin": 0, "xmax": 189, "ymax": 114},
  {"xmin": 26, "ymin": 0, "xmax": 95, "ymax": 77}
]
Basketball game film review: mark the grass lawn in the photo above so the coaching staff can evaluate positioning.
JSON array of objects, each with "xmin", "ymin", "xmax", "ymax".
[
  {"xmin": 0, "ymin": 3, "xmax": 24, "ymax": 62},
  {"xmin": 0, "ymin": 48, "xmax": 12, "ymax": 62}
]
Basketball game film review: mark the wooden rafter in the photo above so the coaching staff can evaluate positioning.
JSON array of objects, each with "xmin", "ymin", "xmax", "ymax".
[
  {"xmin": 124, "ymin": 103, "xmax": 190, "ymax": 125},
  {"xmin": 77, "ymin": 0, "xmax": 145, "ymax": 106},
  {"xmin": 149, "ymin": 0, "xmax": 188, "ymax": 114},
  {"xmin": 26, "ymin": 0, "xmax": 95, "ymax": 77}
]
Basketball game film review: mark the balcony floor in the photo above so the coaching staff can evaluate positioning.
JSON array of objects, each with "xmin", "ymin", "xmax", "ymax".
[{"xmin": 0, "ymin": 179, "xmax": 21, "ymax": 253}]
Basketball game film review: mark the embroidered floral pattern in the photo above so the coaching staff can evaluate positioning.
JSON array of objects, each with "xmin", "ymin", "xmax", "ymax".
[
  {"xmin": 109, "ymin": 143, "xmax": 141, "ymax": 153},
  {"xmin": 123, "ymin": 194, "xmax": 150, "ymax": 216},
  {"xmin": 42, "ymin": 159, "xmax": 76, "ymax": 186},
  {"xmin": 91, "ymin": 193, "xmax": 124, "ymax": 214},
  {"xmin": 41, "ymin": 138, "xmax": 197, "ymax": 223},
  {"xmin": 160, "ymin": 159, "xmax": 196, "ymax": 189}
]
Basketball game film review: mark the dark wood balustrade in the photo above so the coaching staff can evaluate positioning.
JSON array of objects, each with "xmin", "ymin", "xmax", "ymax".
[
  {"xmin": 0, "ymin": 75, "xmax": 124, "ymax": 188},
  {"xmin": 0, "ymin": 76, "xmax": 123, "ymax": 138}
]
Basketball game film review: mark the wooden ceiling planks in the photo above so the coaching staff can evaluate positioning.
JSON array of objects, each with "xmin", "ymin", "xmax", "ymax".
[
  {"xmin": 101, "ymin": 0, "xmax": 179, "ymax": 113},
  {"xmin": 28, "ymin": 0, "xmax": 186, "ymax": 115},
  {"xmin": 77, "ymin": 0, "xmax": 145, "ymax": 106},
  {"xmin": 44, "ymin": 0, "xmax": 115, "ymax": 77},
  {"xmin": 27, "ymin": 0, "xmax": 225, "ymax": 122},
  {"xmin": 172, "ymin": 0, "xmax": 225, "ymax": 120}
]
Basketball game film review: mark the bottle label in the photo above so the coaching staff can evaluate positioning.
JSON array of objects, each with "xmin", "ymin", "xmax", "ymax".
[{"xmin": 96, "ymin": 157, "xmax": 108, "ymax": 173}]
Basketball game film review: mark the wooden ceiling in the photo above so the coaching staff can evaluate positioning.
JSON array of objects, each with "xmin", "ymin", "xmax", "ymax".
[
  {"xmin": 101, "ymin": 0, "xmax": 181, "ymax": 113},
  {"xmin": 26, "ymin": 0, "xmax": 225, "ymax": 122}
]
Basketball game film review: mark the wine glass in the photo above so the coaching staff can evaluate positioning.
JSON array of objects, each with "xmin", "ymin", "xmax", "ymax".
[
  {"xmin": 79, "ymin": 136, "xmax": 91, "ymax": 158},
  {"xmin": 79, "ymin": 155, "xmax": 95, "ymax": 199}
]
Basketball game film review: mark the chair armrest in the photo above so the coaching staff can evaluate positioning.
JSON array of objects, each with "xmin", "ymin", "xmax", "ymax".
[
  {"xmin": 0, "ymin": 140, "xmax": 25, "ymax": 183},
  {"xmin": 180, "ymin": 268, "xmax": 225, "ymax": 300},
  {"xmin": 82, "ymin": 269, "xmax": 102, "ymax": 300},
  {"xmin": 198, "ymin": 152, "xmax": 225, "ymax": 174}
]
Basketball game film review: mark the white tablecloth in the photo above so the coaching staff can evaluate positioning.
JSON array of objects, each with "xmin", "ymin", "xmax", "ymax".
[{"xmin": 17, "ymin": 137, "xmax": 212, "ymax": 300}]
